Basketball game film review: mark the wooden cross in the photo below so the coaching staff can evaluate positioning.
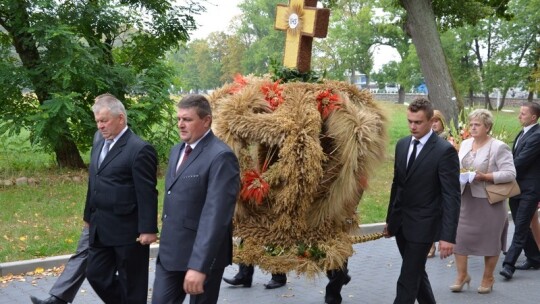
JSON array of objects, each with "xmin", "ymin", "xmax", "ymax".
[{"xmin": 274, "ymin": 0, "xmax": 330, "ymax": 73}]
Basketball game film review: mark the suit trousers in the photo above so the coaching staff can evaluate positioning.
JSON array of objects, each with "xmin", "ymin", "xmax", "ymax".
[
  {"xmin": 86, "ymin": 241, "xmax": 150, "ymax": 304},
  {"xmin": 325, "ymin": 261, "xmax": 350, "ymax": 304},
  {"xmin": 152, "ymin": 257, "xmax": 225, "ymax": 304},
  {"xmin": 49, "ymin": 227, "xmax": 89, "ymax": 303},
  {"xmin": 503, "ymin": 197, "xmax": 540, "ymax": 268},
  {"xmin": 394, "ymin": 231, "xmax": 435, "ymax": 304},
  {"xmin": 235, "ymin": 263, "xmax": 286, "ymax": 283}
]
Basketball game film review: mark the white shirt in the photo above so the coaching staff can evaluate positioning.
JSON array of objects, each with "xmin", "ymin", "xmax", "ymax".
[
  {"xmin": 516, "ymin": 123, "xmax": 538, "ymax": 147},
  {"xmin": 408, "ymin": 130, "xmax": 433, "ymax": 163},
  {"xmin": 176, "ymin": 129, "xmax": 211, "ymax": 171},
  {"xmin": 108, "ymin": 126, "xmax": 128, "ymax": 150}
]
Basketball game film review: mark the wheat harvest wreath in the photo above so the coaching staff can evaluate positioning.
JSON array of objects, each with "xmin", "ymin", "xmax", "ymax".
[{"xmin": 208, "ymin": 75, "xmax": 387, "ymax": 277}]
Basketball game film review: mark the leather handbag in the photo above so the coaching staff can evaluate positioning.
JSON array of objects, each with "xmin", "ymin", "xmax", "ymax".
[
  {"xmin": 484, "ymin": 140, "xmax": 520, "ymax": 204},
  {"xmin": 485, "ymin": 180, "xmax": 520, "ymax": 204}
]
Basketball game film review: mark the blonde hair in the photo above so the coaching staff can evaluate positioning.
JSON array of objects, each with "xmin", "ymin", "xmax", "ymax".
[
  {"xmin": 432, "ymin": 110, "xmax": 446, "ymax": 131},
  {"xmin": 468, "ymin": 109, "xmax": 493, "ymax": 132}
]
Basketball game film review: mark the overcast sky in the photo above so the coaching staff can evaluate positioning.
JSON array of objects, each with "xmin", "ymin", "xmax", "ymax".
[
  {"xmin": 191, "ymin": 1, "xmax": 242, "ymax": 39},
  {"xmin": 191, "ymin": 0, "xmax": 399, "ymax": 71}
]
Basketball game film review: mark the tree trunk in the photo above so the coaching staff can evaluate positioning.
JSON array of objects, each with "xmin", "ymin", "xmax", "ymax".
[
  {"xmin": 55, "ymin": 134, "xmax": 86, "ymax": 168},
  {"xmin": 400, "ymin": 0, "xmax": 458, "ymax": 124},
  {"xmin": 498, "ymin": 87, "xmax": 509, "ymax": 111},
  {"xmin": 468, "ymin": 88, "xmax": 474, "ymax": 107},
  {"xmin": 483, "ymin": 91, "xmax": 493, "ymax": 110},
  {"xmin": 398, "ymin": 86, "xmax": 406, "ymax": 104}
]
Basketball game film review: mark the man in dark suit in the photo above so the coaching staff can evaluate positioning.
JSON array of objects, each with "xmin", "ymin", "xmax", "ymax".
[
  {"xmin": 500, "ymin": 102, "xmax": 540, "ymax": 279},
  {"xmin": 384, "ymin": 98, "xmax": 460, "ymax": 304},
  {"xmin": 84, "ymin": 93, "xmax": 159, "ymax": 304},
  {"xmin": 152, "ymin": 94, "xmax": 240, "ymax": 304}
]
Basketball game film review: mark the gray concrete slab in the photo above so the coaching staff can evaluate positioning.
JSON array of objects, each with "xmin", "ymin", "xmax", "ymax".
[{"xmin": 1, "ymin": 222, "xmax": 538, "ymax": 303}]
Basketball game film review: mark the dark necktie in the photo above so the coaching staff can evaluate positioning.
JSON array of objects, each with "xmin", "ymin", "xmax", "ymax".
[
  {"xmin": 176, "ymin": 145, "xmax": 192, "ymax": 174},
  {"xmin": 98, "ymin": 139, "xmax": 113, "ymax": 167},
  {"xmin": 407, "ymin": 139, "xmax": 420, "ymax": 173},
  {"xmin": 514, "ymin": 130, "xmax": 524, "ymax": 150}
]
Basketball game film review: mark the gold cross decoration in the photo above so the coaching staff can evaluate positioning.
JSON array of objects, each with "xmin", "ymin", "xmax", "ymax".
[{"xmin": 275, "ymin": 0, "xmax": 330, "ymax": 73}]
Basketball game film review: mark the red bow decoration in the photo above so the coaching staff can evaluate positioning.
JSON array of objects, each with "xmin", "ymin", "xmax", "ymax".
[
  {"xmin": 260, "ymin": 80, "xmax": 284, "ymax": 110},
  {"xmin": 228, "ymin": 74, "xmax": 249, "ymax": 94},
  {"xmin": 316, "ymin": 89, "xmax": 341, "ymax": 119},
  {"xmin": 240, "ymin": 155, "xmax": 273, "ymax": 205},
  {"xmin": 240, "ymin": 169, "xmax": 270, "ymax": 205}
]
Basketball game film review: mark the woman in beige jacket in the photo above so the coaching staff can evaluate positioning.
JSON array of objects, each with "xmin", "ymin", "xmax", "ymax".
[{"xmin": 451, "ymin": 109, "xmax": 516, "ymax": 294}]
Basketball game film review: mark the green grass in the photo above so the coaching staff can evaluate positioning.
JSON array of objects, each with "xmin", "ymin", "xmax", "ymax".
[
  {"xmin": 0, "ymin": 102, "xmax": 523, "ymax": 263},
  {"xmin": 0, "ymin": 175, "xmax": 166, "ymax": 263}
]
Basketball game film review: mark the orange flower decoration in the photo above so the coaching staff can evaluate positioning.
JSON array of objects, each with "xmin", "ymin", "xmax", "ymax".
[
  {"xmin": 260, "ymin": 80, "xmax": 284, "ymax": 110},
  {"xmin": 228, "ymin": 74, "xmax": 249, "ymax": 94},
  {"xmin": 316, "ymin": 89, "xmax": 341, "ymax": 119},
  {"xmin": 240, "ymin": 169, "xmax": 270, "ymax": 205}
]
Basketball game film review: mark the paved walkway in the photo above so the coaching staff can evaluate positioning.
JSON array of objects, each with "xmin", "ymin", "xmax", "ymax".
[{"xmin": 1, "ymin": 223, "xmax": 538, "ymax": 303}]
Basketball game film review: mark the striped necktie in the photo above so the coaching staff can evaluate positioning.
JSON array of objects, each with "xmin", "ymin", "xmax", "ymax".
[{"xmin": 98, "ymin": 139, "xmax": 113, "ymax": 167}]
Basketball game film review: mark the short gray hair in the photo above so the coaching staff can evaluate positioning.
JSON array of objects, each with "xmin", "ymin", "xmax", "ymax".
[
  {"xmin": 468, "ymin": 109, "xmax": 493, "ymax": 132},
  {"xmin": 92, "ymin": 93, "xmax": 128, "ymax": 124}
]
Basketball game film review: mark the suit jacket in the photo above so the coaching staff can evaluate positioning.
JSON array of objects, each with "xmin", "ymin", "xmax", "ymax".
[
  {"xmin": 158, "ymin": 131, "xmax": 240, "ymax": 275},
  {"xmin": 458, "ymin": 138, "xmax": 516, "ymax": 197},
  {"xmin": 386, "ymin": 132, "xmax": 461, "ymax": 243},
  {"xmin": 83, "ymin": 129, "xmax": 158, "ymax": 246},
  {"xmin": 512, "ymin": 124, "xmax": 540, "ymax": 200}
]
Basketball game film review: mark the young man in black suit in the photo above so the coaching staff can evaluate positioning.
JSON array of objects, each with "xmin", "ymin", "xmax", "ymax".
[
  {"xmin": 84, "ymin": 93, "xmax": 159, "ymax": 303},
  {"xmin": 500, "ymin": 102, "xmax": 540, "ymax": 279},
  {"xmin": 384, "ymin": 98, "xmax": 461, "ymax": 304}
]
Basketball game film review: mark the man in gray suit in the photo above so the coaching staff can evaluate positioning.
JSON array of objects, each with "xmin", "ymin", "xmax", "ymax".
[
  {"xmin": 30, "ymin": 228, "xmax": 89, "ymax": 304},
  {"xmin": 152, "ymin": 94, "xmax": 240, "ymax": 304}
]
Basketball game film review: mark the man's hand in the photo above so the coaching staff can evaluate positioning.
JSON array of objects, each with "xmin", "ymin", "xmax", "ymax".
[
  {"xmin": 184, "ymin": 269, "xmax": 206, "ymax": 295},
  {"xmin": 438, "ymin": 240, "xmax": 454, "ymax": 259},
  {"xmin": 383, "ymin": 224, "xmax": 392, "ymax": 238},
  {"xmin": 136, "ymin": 233, "xmax": 157, "ymax": 245}
]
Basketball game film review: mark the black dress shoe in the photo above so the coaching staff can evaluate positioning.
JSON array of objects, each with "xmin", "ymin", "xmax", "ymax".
[
  {"xmin": 264, "ymin": 278, "xmax": 286, "ymax": 289},
  {"xmin": 30, "ymin": 295, "xmax": 67, "ymax": 304},
  {"xmin": 499, "ymin": 265, "xmax": 514, "ymax": 280},
  {"xmin": 222, "ymin": 276, "xmax": 252, "ymax": 287},
  {"xmin": 515, "ymin": 260, "xmax": 540, "ymax": 270}
]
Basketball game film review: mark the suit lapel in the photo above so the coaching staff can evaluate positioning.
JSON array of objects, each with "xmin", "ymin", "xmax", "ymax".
[
  {"xmin": 514, "ymin": 124, "xmax": 538, "ymax": 155},
  {"xmin": 91, "ymin": 132, "xmax": 104, "ymax": 170},
  {"xmin": 93, "ymin": 140, "xmax": 103, "ymax": 170},
  {"xmin": 167, "ymin": 131, "xmax": 215, "ymax": 187},
  {"xmin": 406, "ymin": 133, "xmax": 437, "ymax": 178},
  {"xmin": 399, "ymin": 137, "xmax": 411, "ymax": 175},
  {"xmin": 97, "ymin": 129, "xmax": 131, "ymax": 171},
  {"xmin": 165, "ymin": 144, "xmax": 182, "ymax": 189},
  {"xmin": 512, "ymin": 130, "xmax": 523, "ymax": 153}
]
